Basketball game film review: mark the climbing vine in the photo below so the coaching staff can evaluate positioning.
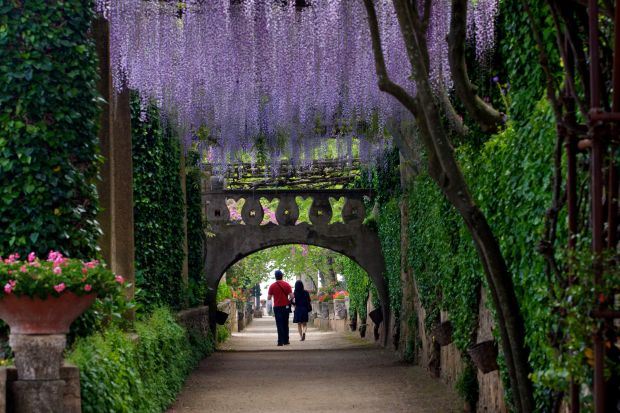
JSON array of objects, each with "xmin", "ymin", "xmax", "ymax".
[
  {"xmin": 377, "ymin": 199, "xmax": 401, "ymax": 319},
  {"xmin": 186, "ymin": 156, "xmax": 207, "ymax": 307},
  {"xmin": 0, "ymin": 0, "xmax": 101, "ymax": 258},
  {"xmin": 340, "ymin": 257, "xmax": 371, "ymax": 321},
  {"xmin": 132, "ymin": 98, "xmax": 185, "ymax": 309}
]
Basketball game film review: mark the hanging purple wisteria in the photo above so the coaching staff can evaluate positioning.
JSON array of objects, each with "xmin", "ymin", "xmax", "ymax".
[{"xmin": 98, "ymin": 0, "xmax": 498, "ymax": 174}]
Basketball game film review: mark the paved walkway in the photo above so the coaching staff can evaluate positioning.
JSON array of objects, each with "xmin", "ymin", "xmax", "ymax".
[{"xmin": 168, "ymin": 317, "xmax": 462, "ymax": 413}]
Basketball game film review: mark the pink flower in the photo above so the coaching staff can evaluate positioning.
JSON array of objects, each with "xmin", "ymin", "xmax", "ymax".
[
  {"xmin": 9, "ymin": 280, "xmax": 16, "ymax": 287},
  {"xmin": 53, "ymin": 266, "xmax": 62, "ymax": 275},
  {"xmin": 19, "ymin": 266, "xmax": 27, "ymax": 273},
  {"xmin": 84, "ymin": 260, "xmax": 99, "ymax": 269},
  {"xmin": 4, "ymin": 283, "xmax": 12, "ymax": 294},
  {"xmin": 53, "ymin": 283, "xmax": 66, "ymax": 293},
  {"xmin": 115, "ymin": 275, "xmax": 125, "ymax": 284},
  {"xmin": 81, "ymin": 267, "xmax": 88, "ymax": 275},
  {"xmin": 7, "ymin": 253, "xmax": 19, "ymax": 263},
  {"xmin": 84, "ymin": 284, "xmax": 92, "ymax": 292},
  {"xmin": 27, "ymin": 252, "xmax": 36, "ymax": 262}
]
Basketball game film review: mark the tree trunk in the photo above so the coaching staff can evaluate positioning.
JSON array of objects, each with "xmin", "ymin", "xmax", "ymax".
[{"xmin": 363, "ymin": 1, "xmax": 535, "ymax": 411}]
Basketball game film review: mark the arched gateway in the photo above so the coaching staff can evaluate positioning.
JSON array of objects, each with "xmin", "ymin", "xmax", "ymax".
[{"xmin": 202, "ymin": 184, "xmax": 390, "ymax": 345}]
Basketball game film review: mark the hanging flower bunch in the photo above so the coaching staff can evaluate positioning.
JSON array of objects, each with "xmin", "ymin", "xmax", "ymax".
[
  {"xmin": 97, "ymin": 0, "xmax": 498, "ymax": 174},
  {"xmin": 0, "ymin": 251, "xmax": 125, "ymax": 298}
]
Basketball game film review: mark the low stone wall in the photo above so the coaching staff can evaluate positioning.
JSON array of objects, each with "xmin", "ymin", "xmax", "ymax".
[
  {"xmin": 176, "ymin": 305, "xmax": 210, "ymax": 341},
  {"xmin": 217, "ymin": 300, "xmax": 238, "ymax": 333},
  {"xmin": 313, "ymin": 301, "xmax": 350, "ymax": 334},
  {"xmin": 0, "ymin": 363, "xmax": 81, "ymax": 413}
]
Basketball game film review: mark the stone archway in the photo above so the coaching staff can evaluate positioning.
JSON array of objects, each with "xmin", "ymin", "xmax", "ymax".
[{"xmin": 203, "ymin": 186, "xmax": 390, "ymax": 345}]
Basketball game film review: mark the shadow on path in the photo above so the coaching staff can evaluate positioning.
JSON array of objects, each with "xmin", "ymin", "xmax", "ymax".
[{"xmin": 168, "ymin": 317, "xmax": 462, "ymax": 413}]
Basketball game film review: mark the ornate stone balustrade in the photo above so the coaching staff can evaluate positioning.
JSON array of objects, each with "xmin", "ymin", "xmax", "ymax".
[{"xmin": 204, "ymin": 189, "xmax": 371, "ymax": 228}]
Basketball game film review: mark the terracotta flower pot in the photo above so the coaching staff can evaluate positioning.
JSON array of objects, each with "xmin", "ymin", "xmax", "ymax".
[
  {"xmin": 216, "ymin": 310, "xmax": 229, "ymax": 325},
  {"xmin": 468, "ymin": 340, "xmax": 499, "ymax": 373},
  {"xmin": 368, "ymin": 306, "xmax": 383, "ymax": 325},
  {"xmin": 431, "ymin": 321, "xmax": 453, "ymax": 346},
  {"xmin": 0, "ymin": 292, "xmax": 96, "ymax": 335}
]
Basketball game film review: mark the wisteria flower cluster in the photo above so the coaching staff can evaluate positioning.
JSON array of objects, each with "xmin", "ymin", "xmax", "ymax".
[
  {"xmin": 97, "ymin": 0, "xmax": 498, "ymax": 175},
  {"xmin": 0, "ymin": 251, "xmax": 125, "ymax": 299}
]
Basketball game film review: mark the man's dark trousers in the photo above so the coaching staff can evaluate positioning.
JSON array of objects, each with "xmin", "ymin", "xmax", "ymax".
[{"xmin": 273, "ymin": 306, "xmax": 290, "ymax": 345}]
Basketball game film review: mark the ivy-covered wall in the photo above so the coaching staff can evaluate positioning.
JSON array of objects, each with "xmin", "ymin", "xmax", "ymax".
[
  {"xmin": 185, "ymin": 157, "xmax": 207, "ymax": 307},
  {"xmin": 0, "ymin": 1, "xmax": 101, "ymax": 258},
  {"xmin": 369, "ymin": 2, "xmax": 568, "ymax": 411},
  {"xmin": 132, "ymin": 100, "xmax": 185, "ymax": 309}
]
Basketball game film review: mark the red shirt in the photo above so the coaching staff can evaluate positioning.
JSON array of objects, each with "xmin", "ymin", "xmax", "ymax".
[{"xmin": 268, "ymin": 280, "xmax": 292, "ymax": 307}]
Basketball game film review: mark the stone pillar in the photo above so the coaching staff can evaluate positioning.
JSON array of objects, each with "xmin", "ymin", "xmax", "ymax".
[
  {"xmin": 94, "ymin": 19, "xmax": 135, "ymax": 307},
  {"xmin": 9, "ymin": 334, "xmax": 67, "ymax": 413}
]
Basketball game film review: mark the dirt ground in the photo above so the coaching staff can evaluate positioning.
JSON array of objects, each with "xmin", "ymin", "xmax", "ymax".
[{"xmin": 167, "ymin": 317, "xmax": 463, "ymax": 413}]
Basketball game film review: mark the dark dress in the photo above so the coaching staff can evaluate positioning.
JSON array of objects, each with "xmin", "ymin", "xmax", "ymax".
[{"xmin": 293, "ymin": 290, "xmax": 311, "ymax": 323}]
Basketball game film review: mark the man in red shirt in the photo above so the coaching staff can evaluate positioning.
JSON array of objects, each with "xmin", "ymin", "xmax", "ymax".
[{"xmin": 267, "ymin": 270, "xmax": 293, "ymax": 346}]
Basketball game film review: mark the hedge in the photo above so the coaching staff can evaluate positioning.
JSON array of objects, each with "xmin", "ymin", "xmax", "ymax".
[{"xmin": 69, "ymin": 307, "xmax": 214, "ymax": 413}]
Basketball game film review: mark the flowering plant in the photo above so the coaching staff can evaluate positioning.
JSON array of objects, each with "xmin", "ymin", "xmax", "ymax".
[
  {"xmin": 318, "ymin": 294, "xmax": 331, "ymax": 302},
  {"xmin": 332, "ymin": 290, "xmax": 349, "ymax": 300},
  {"xmin": 0, "ymin": 251, "xmax": 125, "ymax": 299}
]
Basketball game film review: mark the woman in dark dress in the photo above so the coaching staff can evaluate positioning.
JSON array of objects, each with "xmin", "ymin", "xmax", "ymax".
[{"xmin": 292, "ymin": 280, "xmax": 311, "ymax": 341}]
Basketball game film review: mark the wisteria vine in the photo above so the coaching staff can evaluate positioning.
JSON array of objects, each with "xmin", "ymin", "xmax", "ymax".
[{"xmin": 97, "ymin": 0, "xmax": 498, "ymax": 174}]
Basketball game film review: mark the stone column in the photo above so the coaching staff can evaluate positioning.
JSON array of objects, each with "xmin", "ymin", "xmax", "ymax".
[
  {"xmin": 9, "ymin": 334, "xmax": 67, "ymax": 413},
  {"xmin": 94, "ymin": 19, "xmax": 135, "ymax": 308}
]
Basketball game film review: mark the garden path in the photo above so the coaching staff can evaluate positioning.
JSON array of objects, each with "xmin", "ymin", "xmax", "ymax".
[{"xmin": 167, "ymin": 317, "xmax": 462, "ymax": 413}]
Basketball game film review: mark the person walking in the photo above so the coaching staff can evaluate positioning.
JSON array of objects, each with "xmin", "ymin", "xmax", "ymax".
[
  {"xmin": 292, "ymin": 280, "xmax": 311, "ymax": 341},
  {"xmin": 267, "ymin": 270, "xmax": 293, "ymax": 346}
]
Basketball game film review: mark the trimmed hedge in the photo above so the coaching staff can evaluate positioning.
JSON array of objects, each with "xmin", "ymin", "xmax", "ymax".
[
  {"xmin": 69, "ymin": 307, "xmax": 214, "ymax": 413},
  {"xmin": 0, "ymin": 1, "xmax": 101, "ymax": 258}
]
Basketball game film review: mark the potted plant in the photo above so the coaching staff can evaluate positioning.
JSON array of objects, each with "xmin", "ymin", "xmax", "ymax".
[
  {"xmin": 431, "ymin": 320, "xmax": 454, "ymax": 346},
  {"xmin": 0, "ymin": 251, "xmax": 124, "ymax": 411},
  {"xmin": 0, "ymin": 251, "xmax": 123, "ymax": 334},
  {"xmin": 467, "ymin": 340, "xmax": 499, "ymax": 373}
]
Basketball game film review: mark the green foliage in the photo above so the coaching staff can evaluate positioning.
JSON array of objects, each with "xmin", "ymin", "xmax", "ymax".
[
  {"xmin": 132, "ymin": 99, "xmax": 185, "ymax": 309},
  {"xmin": 0, "ymin": 1, "xmax": 101, "ymax": 258},
  {"xmin": 216, "ymin": 324, "xmax": 230, "ymax": 343},
  {"xmin": 69, "ymin": 307, "xmax": 214, "ymax": 413},
  {"xmin": 406, "ymin": 173, "xmax": 481, "ymax": 349},
  {"xmin": 377, "ymin": 198, "xmax": 402, "ymax": 319},
  {"xmin": 456, "ymin": 363, "xmax": 479, "ymax": 409},
  {"xmin": 186, "ymin": 157, "xmax": 207, "ymax": 307},
  {"xmin": 216, "ymin": 281, "xmax": 232, "ymax": 302}
]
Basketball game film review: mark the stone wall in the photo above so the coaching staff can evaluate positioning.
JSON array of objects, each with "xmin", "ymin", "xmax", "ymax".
[
  {"xmin": 217, "ymin": 299, "xmax": 238, "ymax": 333},
  {"xmin": 176, "ymin": 305, "xmax": 210, "ymax": 340},
  {"xmin": 474, "ymin": 291, "xmax": 508, "ymax": 413},
  {"xmin": 408, "ymin": 282, "xmax": 508, "ymax": 413}
]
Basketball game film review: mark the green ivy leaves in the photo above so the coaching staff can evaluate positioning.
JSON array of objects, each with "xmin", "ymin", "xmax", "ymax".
[
  {"xmin": 131, "ymin": 98, "xmax": 185, "ymax": 309},
  {"xmin": 0, "ymin": 0, "xmax": 101, "ymax": 258}
]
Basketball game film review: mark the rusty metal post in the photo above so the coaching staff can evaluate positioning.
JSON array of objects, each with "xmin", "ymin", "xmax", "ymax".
[
  {"xmin": 608, "ymin": 0, "xmax": 620, "ymax": 250},
  {"xmin": 588, "ymin": 0, "xmax": 606, "ymax": 411}
]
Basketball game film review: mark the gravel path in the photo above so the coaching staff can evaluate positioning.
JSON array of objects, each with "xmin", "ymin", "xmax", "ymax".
[{"xmin": 167, "ymin": 317, "xmax": 463, "ymax": 413}]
